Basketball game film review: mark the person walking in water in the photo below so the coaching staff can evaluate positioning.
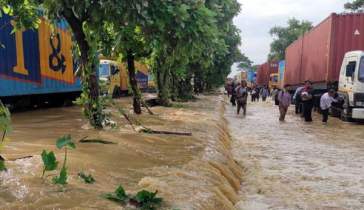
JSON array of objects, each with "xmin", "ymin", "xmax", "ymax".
[
  {"xmin": 293, "ymin": 86, "xmax": 304, "ymax": 115},
  {"xmin": 236, "ymin": 81, "xmax": 248, "ymax": 115},
  {"xmin": 278, "ymin": 84, "xmax": 292, "ymax": 121},
  {"xmin": 301, "ymin": 81, "xmax": 314, "ymax": 122},
  {"xmin": 320, "ymin": 89, "xmax": 337, "ymax": 123},
  {"xmin": 251, "ymin": 86, "xmax": 257, "ymax": 102},
  {"xmin": 260, "ymin": 85, "xmax": 269, "ymax": 101},
  {"xmin": 271, "ymin": 85, "xmax": 279, "ymax": 101}
]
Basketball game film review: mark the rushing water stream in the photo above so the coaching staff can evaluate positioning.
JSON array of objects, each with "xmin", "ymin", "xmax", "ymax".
[
  {"xmin": 226, "ymin": 99, "xmax": 364, "ymax": 210},
  {"xmin": 0, "ymin": 95, "xmax": 242, "ymax": 210}
]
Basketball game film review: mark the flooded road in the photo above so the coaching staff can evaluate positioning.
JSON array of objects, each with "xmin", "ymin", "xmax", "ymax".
[
  {"xmin": 226, "ymin": 99, "xmax": 364, "ymax": 210},
  {"xmin": 0, "ymin": 95, "xmax": 242, "ymax": 210}
]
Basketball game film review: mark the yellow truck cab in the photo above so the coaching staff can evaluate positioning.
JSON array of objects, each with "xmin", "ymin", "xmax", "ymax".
[
  {"xmin": 99, "ymin": 56, "xmax": 149, "ymax": 98},
  {"xmin": 269, "ymin": 73, "xmax": 279, "ymax": 90},
  {"xmin": 99, "ymin": 60, "xmax": 122, "ymax": 98}
]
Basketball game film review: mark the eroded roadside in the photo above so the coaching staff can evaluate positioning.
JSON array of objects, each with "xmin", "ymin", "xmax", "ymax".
[{"xmin": 0, "ymin": 94, "xmax": 243, "ymax": 210}]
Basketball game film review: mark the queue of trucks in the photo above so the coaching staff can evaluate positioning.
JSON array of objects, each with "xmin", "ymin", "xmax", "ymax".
[
  {"xmin": 0, "ymin": 11, "xmax": 150, "ymax": 110},
  {"xmin": 247, "ymin": 13, "xmax": 364, "ymax": 121}
]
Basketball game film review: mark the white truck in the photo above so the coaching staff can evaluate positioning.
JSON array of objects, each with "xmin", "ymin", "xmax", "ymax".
[{"xmin": 338, "ymin": 51, "xmax": 364, "ymax": 121}]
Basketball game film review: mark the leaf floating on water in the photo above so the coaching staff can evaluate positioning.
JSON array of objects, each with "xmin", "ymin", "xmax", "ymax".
[
  {"xmin": 102, "ymin": 185, "xmax": 130, "ymax": 202},
  {"xmin": 79, "ymin": 168, "xmax": 95, "ymax": 184}
]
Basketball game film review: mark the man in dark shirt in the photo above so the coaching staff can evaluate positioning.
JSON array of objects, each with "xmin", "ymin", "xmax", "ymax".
[{"xmin": 301, "ymin": 81, "xmax": 314, "ymax": 122}]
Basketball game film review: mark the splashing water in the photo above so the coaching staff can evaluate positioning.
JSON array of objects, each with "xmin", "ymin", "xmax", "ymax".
[{"xmin": 226, "ymin": 99, "xmax": 364, "ymax": 210}]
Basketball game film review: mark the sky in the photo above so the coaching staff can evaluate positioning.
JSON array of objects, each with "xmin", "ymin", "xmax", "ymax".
[{"xmin": 229, "ymin": 0, "xmax": 350, "ymax": 77}]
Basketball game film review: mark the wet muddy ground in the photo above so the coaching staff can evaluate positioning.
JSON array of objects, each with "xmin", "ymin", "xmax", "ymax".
[{"xmin": 226, "ymin": 98, "xmax": 364, "ymax": 210}]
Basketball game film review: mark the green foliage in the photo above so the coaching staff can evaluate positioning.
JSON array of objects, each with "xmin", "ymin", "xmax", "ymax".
[
  {"xmin": 135, "ymin": 190, "xmax": 162, "ymax": 210},
  {"xmin": 268, "ymin": 18, "xmax": 313, "ymax": 61},
  {"xmin": 0, "ymin": 100, "xmax": 11, "ymax": 162},
  {"xmin": 53, "ymin": 167, "xmax": 68, "ymax": 185},
  {"xmin": 52, "ymin": 135, "xmax": 76, "ymax": 185},
  {"xmin": 344, "ymin": 0, "xmax": 364, "ymax": 12},
  {"xmin": 102, "ymin": 186, "xmax": 163, "ymax": 210},
  {"xmin": 102, "ymin": 185, "xmax": 130, "ymax": 203},
  {"xmin": 79, "ymin": 168, "xmax": 95, "ymax": 184},
  {"xmin": 41, "ymin": 150, "xmax": 59, "ymax": 177},
  {"xmin": 56, "ymin": 135, "xmax": 76, "ymax": 150},
  {"xmin": 0, "ymin": 160, "xmax": 7, "ymax": 172},
  {"xmin": 237, "ymin": 53, "xmax": 257, "ymax": 72}
]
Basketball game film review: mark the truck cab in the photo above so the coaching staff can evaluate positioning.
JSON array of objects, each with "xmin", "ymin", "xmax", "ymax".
[
  {"xmin": 269, "ymin": 73, "xmax": 279, "ymax": 90},
  {"xmin": 99, "ymin": 60, "xmax": 121, "ymax": 98},
  {"xmin": 338, "ymin": 51, "xmax": 364, "ymax": 121}
]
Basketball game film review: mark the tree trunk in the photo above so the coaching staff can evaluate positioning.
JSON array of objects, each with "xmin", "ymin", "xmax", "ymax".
[
  {"xmin": 156, "ymin": 68, "xmax": 170, "ymax": 106},
  {"xmin": 63, "ymin": 10, "xmax": 102, "ymax": 129},
  {"xmin": 126, "ymin": 49, "xmax": 142, "ymax": 114}
]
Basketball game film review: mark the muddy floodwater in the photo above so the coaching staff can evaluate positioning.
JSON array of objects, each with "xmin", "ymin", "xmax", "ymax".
[
  {"xmin": 227, "ymin": 99, "xmax": 364, "ymax": 210},
  {"xmin": 2, "ymin": 93, "xmax": 364, "ymax": 210},
  {"xmin": 0, "ymin": 95, "xmax": 242, "ymax": 210}
]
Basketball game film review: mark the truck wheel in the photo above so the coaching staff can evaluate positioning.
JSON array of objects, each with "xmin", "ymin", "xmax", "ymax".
[
  {"xmin": 62, "ymin": 99, "xmax": 73, "ymax": 107},
  {"xmin": 340, "ymin": 101, "xmax": 354, "ymax": 122}
]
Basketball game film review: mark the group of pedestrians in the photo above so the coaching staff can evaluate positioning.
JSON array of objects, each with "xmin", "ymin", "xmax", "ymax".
[
  {"xmin": 251, "ymin": 85, "xmax": 269, "ymax": 102},
  {"xmin": 277, "ymin": 80, "xmax": 339, "ymax": 123},
  {"xmin": 227, "ymin": 80, "xmax": 339, "ymax": 123}
]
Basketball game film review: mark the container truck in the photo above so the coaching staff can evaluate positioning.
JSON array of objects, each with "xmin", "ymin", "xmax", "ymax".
[
  {"xmin": 236, "ymin": 72, "xmax": 248, "ymax": 83},
  {"xmin": 247, "ymin": 72, "xmax": 257, "ymax": 88},
  {"xmin": 256, "ymin": 61, "xmax": 280, "ymax": 87},
  {"xmin": 284, "ymin": 13, "xmax": 364, "ymax": 121},
  {"xmin": 269, "ymin": 73, "xmax": 278, "ymax": 90},
  {"xmin": 98, "ymin": 55, "xmax": 148, "ymax": 98},
  {"xmin": 0, "ymin": 11, "xmax": 81, "ymax": 110}
]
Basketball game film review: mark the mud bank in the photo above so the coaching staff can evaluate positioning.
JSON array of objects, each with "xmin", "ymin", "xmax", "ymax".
[{"xmin": 0, "ymin": 95, "xmax": 242, "ymax": 210}]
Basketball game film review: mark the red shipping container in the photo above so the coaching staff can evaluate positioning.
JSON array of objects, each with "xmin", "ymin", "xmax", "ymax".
[
  {"xmin": 257, "ymin": 61, "xmax": 280, "ymax": 86},
  {"xmin": 285, "ymin": 13, "xmax": 364, "ymax": 87}
]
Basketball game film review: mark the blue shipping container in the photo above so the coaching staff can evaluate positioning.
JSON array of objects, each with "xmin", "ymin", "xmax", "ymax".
[
  {"xmin": 279, "ymin": 61, "xmax": 285, "ymax": 82},
  {"xmin": 0, "ymin": 11, "xmax": 81, "ymax": 99}
]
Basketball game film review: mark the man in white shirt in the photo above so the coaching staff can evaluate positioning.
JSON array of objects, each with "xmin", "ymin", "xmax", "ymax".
[{"xmin": 320, "ymin": 89, "xmax": 336, "ymax": 122}]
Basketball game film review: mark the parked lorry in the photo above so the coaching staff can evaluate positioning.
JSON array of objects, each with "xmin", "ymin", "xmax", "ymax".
[
  {"xmin": 0, "ymin": 11, "xmax": 81, "ymax": 110},
  {"xmin": 236, "ymin": 72, "xmax": 248, "ymax": 83},
  {"xmin": 98, "ymin": 55, "xmax": 148, "ymax": 98},
  {"xmin": 257, "ymin": 61, "xmax": 280, "ymax": 87},
  {"xmin": 269, "ymin": 73, "xmax": 278, "ymax": 90},
  {"xmin": 284, "ymin": 13, "xmax": 364, "ymax": 121},
  {"xmin": 247, "ymin": 72, "xmax": 257, "ymax": 88}
]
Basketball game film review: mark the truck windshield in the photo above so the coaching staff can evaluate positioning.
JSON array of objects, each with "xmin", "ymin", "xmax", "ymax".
[
  {"xmin": 272, "ymin": 76, "xmax": 278, "ymax": 83},
  {"xmin": 359, "ymin": 56, "xmax": 364, "ymax": 83},
  {"xmin": 148, "ymin": 73, "xmax": 154, "ymax": 81},
  {"xmin": 99, "ymin": 64, "xmax": 110, "ymax": 78}
]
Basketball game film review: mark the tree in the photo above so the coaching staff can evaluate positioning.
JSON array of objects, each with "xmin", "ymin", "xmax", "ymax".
[
  {"xmin": 178, "ymin": 0, "xmax": 242, "ymax": 97},
  {"xmin": 236, "ymin": 53, "xmax": 255, "ymax": 72},
  {"xmin": 146, "ymin": 0, "xmax": 227, "ymax": 105},
  {"xmin": 268, "ymin": 18, "xmax": 313, "ymax": 61},
  {"xmin": 344, "ymin": 0, "xmax": 364, "ymax": 12}
]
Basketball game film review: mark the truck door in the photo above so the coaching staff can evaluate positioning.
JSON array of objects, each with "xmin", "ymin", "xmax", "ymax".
[{"xmin": 340, "ymin": 57, "xmax": 357, "ymax": 105}]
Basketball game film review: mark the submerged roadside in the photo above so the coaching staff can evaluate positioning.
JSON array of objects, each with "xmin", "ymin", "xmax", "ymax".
[{"xmin": 0, "ymin": 94, "xmax": 243, "ymax": 210}]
